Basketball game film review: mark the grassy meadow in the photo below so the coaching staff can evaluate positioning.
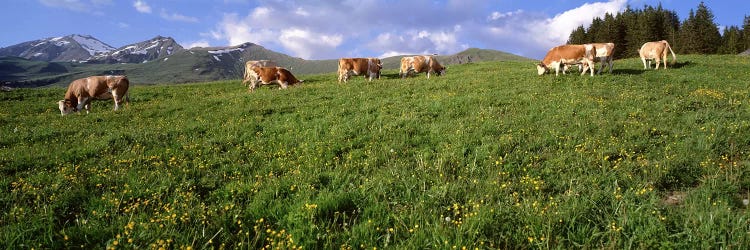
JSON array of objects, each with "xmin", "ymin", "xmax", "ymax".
[{"xmin": 1, "ymin": 55, "xmax": 749, "ymax": 249}]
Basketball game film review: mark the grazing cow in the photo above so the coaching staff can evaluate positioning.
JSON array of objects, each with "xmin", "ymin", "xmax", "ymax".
[
  {"xmin": 591, "ymin": 42, "xmax": 615, "ymax": 74},
  {"xmin": 249, "ymin": 67, "xmax": 303, "ymax": 92},
  {"xmin": 58, "ymin": 75, "xmax": 130, "ymax": 115},
  {"xmin": 639, "ymin": 40, "xmax": 676, "ymax": 69},
  {"xmin": 537, "ymin": 44, "xmax": 595, "ymax": 76},
  {"xmin": 562, "ymin": 42, "xmax": 615, "ymax": 74},
  {"xmin": 399, "ymin": 55, "xmax": 446, "ymax": 78},
  {"xmin": 337, "ymin": 58, "xmax": 382, "ymax": 83},
  {"xmin": 242, "ymin": 60, "xmax": 278, "ymax": 86}
]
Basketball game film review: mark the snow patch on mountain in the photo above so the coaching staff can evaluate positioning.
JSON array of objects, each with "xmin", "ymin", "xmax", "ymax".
[
  {"xmin": 208, "ymin": 48, "xmax": 244, "ymax": 55},
  {"xmin": 70, "ymin": 35, "xmax": 114, "ymax": 55}
]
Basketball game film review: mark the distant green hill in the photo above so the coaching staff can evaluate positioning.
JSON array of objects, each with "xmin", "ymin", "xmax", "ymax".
[{"xmin": 0, "ymin": 45, "xmax": 532, "ymax": 87}]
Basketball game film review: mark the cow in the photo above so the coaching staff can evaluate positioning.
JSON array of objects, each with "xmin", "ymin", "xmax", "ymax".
[
  {"xmin": 337, "ymin": 58, "xmax": 382, "ymax": 83},
  {"xmin": 58, "ymin": 75, "xmax": 130, "ymax": 116},
  {"xmin": 242, "ymin": 60, "xmax": 278, "ymax": 86},
  {"xmin": 537, "ymin": 44, "xmax": 595, "ymax": 76},
  {"xmin": 248, "ymin": 67, "xmax": 303, "ymax": 92},
  {"xmin": 591, "ymin": 42, "xmax": 615, "ymax": 74},
  {"xmin": 399, "ymin": 55, "xmax": 446, "ymax": 78},
  {"xmin": 639, "ymin": 40, "xmax": 676, "ymax": 69},
  {"xmin": 562, "ymin": 42, "xmax": 615, "ymax": 74}
]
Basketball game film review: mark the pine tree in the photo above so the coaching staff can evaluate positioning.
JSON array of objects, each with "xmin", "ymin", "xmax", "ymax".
[
  {"xmin": 719, "ymin": 26, "xmax": 743, "ymax": 54},
  {"xmin": 680, "ymin": 2, "xmax": 721, "ymax": 54},
  {"xmin": 742, "ymin": 15, "xmax": 750, "ymax": 52},
  {"xmin": 567, "ymin": 25, "xmax": 588, "ymax": 45},
  {"xmin": 678, "ymin": 10, "xmax": 698, "ymax": 53},
  {"xmin": 622, "ymin": 7, "xmax": 644, "ymax": 57},
  {"xmin": 661, "ymin": 10, "xmax": 680, "ymax": 46}
]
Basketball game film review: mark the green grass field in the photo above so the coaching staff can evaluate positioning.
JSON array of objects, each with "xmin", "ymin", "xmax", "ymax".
[{"xmin": 1, "ymin": 55, "xmax": 749, "ymax": 249}]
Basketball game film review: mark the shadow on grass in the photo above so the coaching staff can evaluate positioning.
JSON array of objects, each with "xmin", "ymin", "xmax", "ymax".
[
  {"xmin": 611, "ymin": 68, "xmax": 646, "ymax": 75},
  {"xmin": 669, "ymin": 60, "xmax": 691, "ymax": 69}
]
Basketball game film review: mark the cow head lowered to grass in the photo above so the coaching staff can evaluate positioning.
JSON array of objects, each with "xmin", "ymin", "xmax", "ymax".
[
  {"xmin": 58, "ymin": 75, "xmax": 130, "ymax": 115},
  {"xmin": 248, "ymin": 67, "xmax": 303, "ymax": 92}
]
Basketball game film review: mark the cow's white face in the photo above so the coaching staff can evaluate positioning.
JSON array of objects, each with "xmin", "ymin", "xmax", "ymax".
[
  {"xmin": 536, "ymin": 64, "xmax": 547, "ymax": 75},
  {"xmin": 58, "ymin": 100, "xmax": 75, "ymax": 116}
]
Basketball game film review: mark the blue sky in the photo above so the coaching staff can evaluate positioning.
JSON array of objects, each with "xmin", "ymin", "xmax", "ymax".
[{"xmin": 0, "ymin": 0, "xmax": 745, "ymax": 60}]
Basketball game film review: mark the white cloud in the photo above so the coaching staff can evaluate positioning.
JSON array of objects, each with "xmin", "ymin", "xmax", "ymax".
[
  {"xmin": 184, "ymin": 40, "xmax": 210, "ymax": 49},
  {"xmin": 294, "ymin": 7, "xmax": 310, "ymax": 17},
  {"xmin": 367, "ymin": 29, "xmax": 466, "ymax": 58},
  {"xmin": 479, "ymin": 0, "xmax": 627, "ymax": 58},
  {"xmin": 210, "ymin": 8, "xmax": 345, "ymax": 59},
  {"xmin": 541, "ymin": 0, "xmax": 627, "ymax": 45},
  {"xmin": 489, "ymin": 10, "xmax": 524, "ymax": 21},
  {"xmin": 133, "ymin": 0, "xmax": 151, "ymax": 14},
  {"xmin": 160, "ymin": 9, "xmax": 198, "ymax": 23},
  {"xmin": 278, "ymin": 28, "xmax": 343, "ymax": 59}
]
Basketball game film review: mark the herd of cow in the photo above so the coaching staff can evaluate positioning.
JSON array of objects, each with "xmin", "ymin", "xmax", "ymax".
[{"xmin": 57, "ymin": 40, "xmax": 675, "ymax": 116}]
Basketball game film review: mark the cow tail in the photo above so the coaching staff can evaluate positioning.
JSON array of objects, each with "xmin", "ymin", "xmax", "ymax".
[{"xmin": 666, "ymin": 41, "xmax": 676, "ymax": 65}]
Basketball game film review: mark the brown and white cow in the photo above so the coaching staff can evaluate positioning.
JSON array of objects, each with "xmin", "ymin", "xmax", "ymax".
[
  {"xmin": 58, "ymin": 75, "xmax": 130, "ymax": 115},
  {"xmin": 337, "ymin": 58, "xmax": 382, "ymax": 83},
  {"xmin": 562, "ymin": 42, "xmax": 615, "ymax": 74},
  {"xmin": 399, "ymin": 55, "xmax": 446, "ymax": 78},
  {"xmin": 537, "ymin": 44, "xmax": 595, "ymax": 76},
  {"xmin": 249, "ymin": 67, "xmax": 303, "ymax": 92},
  {"xmin": 591, "ymin": 42, "xmax": 615, "ymax": 74},
  {"xmin": 242, "ymin": 60, "xmax": 278, "ymax": 86},
  {"xmin": 639, "ymin": 40, "xmax": 676, "ymax": 69}
]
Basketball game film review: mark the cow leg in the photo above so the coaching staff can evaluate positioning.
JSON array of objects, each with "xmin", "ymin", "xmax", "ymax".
[
  {"xmin": 579, "ymin": 63, "xmax": 586, "ymax": 76},
  {"xmin": 112, "ymin": 89, "xmax": 121, "ymax": 111},
  {"xmin": 343, "ymin": 71, "xmax": 350, "ymax": 83},
  {"xmin": 553, "ymin": 62, "xmax": 561, "ymax": 76},
  {"xmin": 655, "ymin": 59, "xmax": 661, "ymax": 70},
  {"xmin": 113, "ymin": 93, "xmax": 120, "ymax": 110},
  {"xmin": 641, "ymin": 57, "xmax": 648, "ymax": 69},
  {"xmin": 279, "ymin": 81, "xmax": 288, "ymax": 89},
  {"xmin": 76, "ymin": 97, "xmax": 89, "ymax": 114},
  {"xmin": 249, "ymin": 81, "xmax": 258, "ymax": 92}
]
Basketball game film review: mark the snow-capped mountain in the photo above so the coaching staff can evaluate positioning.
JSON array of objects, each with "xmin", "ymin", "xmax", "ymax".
[
  {"xmin": 88, "ymin": 36, "xmax": 184, "ymax": 64},
  {"xmin": 0, "ymin": 34, "xmax": 115, "ymax": 62},
  {"xmin": 0, "ymin": 35, "xmax": 184, "ymax": 64}
]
